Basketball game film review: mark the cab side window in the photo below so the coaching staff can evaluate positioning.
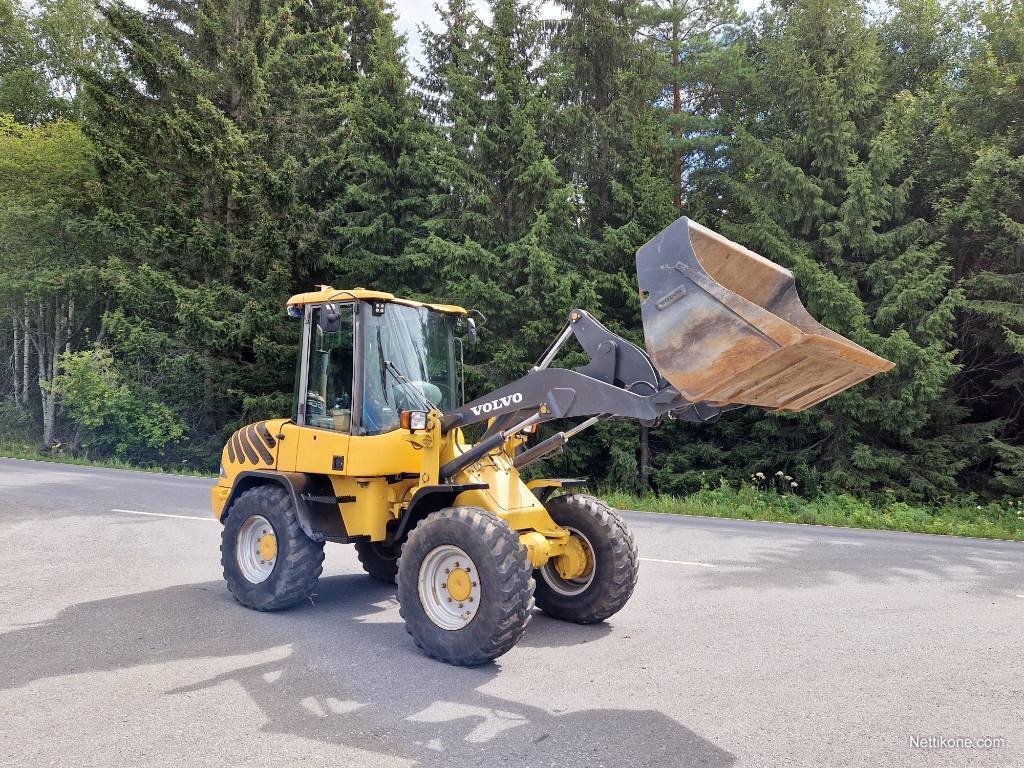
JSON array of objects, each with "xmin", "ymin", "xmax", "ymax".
[{"xmin": 303, "ymin": 305, "xmax": 354, "ymax": 432}]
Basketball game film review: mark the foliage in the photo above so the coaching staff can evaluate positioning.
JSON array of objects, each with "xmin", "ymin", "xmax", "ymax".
[
  {"xmin": 1, "ymin": 0, "xmax": 1023, "ymax": 506},
  {"xmin": 604, "ymin": 481, "xmax": 1024, "ymax": 541},
  {"xmin": 50, "ymin": 347, "xmax": 186, "ymax": 461}
]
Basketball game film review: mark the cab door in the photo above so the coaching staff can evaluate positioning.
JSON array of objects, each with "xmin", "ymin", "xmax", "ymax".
[{"xmin": 288, "ymin": 303, "xmax": 354, "ymax": 474}]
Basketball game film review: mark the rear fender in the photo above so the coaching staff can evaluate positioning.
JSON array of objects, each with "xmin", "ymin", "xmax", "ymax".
[{"xmin": 222, "ymin": 470, "xmax": 354, "ymax": 543}]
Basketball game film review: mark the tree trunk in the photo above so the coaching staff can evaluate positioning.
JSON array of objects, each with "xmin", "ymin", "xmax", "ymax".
[
  {"xmin": 21, "ymin": 303, "xmax": 30, "ymax": 402},
  {"xmin": 12, "ymin": 313, "xmax": 20, "ymax": 403},
  {"xmin": 639, "ymin": 423, "xmax": 650, "ymax": 491},
  {"xmin": 65, "ymin": 294, "xmax": 74, "ymax": 355},
  {"xmin": 35, "ymin": 303, "xmax": 54, "ymax": 446},
  {"xmin": 671, "ymin": 7, "xmax": 683, "ymax": 211}
]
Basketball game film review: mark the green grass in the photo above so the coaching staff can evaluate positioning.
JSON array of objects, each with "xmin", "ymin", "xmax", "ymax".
[
  {"xmin": 0, "ymin": 440, "xmax": 216, "ymax": 478},
  {"xmin": 3, "ymin": 438, "xmax": 1022, "ymax": 541},
  {"xmin": 603, "ymin": 483, "xmax": 1024, "ymax": 541}
]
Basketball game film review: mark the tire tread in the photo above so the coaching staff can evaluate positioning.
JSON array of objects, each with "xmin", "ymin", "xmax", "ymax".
[
  {"xmin": 534, "ymin": 494, "xmax": 638, "ymax": 624},
  {"xmin": 397, "ymin": 506, "xmax": 534, "ymax": 666},
  {"xmin": 221, "ymin": 484, "xmax": 324, "ymax": 611}
]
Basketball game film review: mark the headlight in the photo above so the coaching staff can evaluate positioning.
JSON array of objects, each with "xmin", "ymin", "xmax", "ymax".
[
  {"xmin": 400, "ymin": 410, "xmax": 429, "ymax": 432},
  {"xmin": 219, "ymin": 462, "xmax": 227, "ymax": 478}
]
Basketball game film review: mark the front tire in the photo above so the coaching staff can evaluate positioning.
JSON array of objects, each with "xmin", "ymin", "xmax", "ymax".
[
  {"xmin": 397, "ymin": 506, "xmax": 534, "ymax": 666},
  {"xmin": 221, "ymin": 484, "xmax": 325, "ymax": 611},
  {"xmin": 354, "ymin": 540, "xmax": 401, "ymax": 584},
  {"xmin": 534, "ymin": 494, "xmax": 638, "ymax": 624}
]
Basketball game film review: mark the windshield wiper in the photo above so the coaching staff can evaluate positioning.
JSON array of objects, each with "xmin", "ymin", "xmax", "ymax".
[
  {"xmin": 376, "ymin": 327, "xmax": 390, "ymax": 404},
  {"xmin": 383, "ymin": 358, "xmax": 437, "ymax": 413}
]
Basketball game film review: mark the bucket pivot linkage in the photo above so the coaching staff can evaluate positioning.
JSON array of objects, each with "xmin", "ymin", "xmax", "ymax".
[{"xmin": 439, "ymin": 217, "xmax": 894, "ymax": 474}]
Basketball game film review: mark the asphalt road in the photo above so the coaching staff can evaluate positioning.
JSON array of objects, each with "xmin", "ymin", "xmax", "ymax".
[{"xmin": 1, "ymin": 457, "xmax": 1021, "ymax": 767}]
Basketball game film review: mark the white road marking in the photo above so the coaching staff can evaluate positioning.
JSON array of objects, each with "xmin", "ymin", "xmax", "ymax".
[
  {"xmin": 639, "ymin": 557, "xmax": 715, "ymax": 568},
  {"xmin": 112, "ymin": 508, "xmax": 215, "ymax": 522},
  {"xmin": 107, "ymin": 509, "xmax": 719, "ymax": 569},
  {"xmin": 1017, "ymin": 595, "xmax": 1024, "ymax": 599}
]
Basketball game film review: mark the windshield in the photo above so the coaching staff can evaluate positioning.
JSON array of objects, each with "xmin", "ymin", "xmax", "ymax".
[{"xmin": 360, "ymin": 303, "xmax": 457, "ymax": 435}]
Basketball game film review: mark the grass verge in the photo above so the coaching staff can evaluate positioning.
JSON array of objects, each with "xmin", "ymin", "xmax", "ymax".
[
  {"xmin": 3, "ymin": 439, "xmax": 1022, "ymax": 541},
  {"xmin": 604, "ymin": 484, "xmax": 1024, "ymax": 541},
  {"xmin": 0, "ymin": 440, "xmax": 215, "ymax": 478}
]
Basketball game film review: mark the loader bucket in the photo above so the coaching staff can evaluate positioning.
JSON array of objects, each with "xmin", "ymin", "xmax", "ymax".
[{"xmin": 636, "ymin": 218, "xmax": 894, "ymax": 412}]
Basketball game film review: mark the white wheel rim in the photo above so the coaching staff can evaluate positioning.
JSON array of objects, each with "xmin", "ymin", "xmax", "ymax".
[
  {"xmin": 417, "ymin": 544, "xmax": 481, "ymax": 630},
  {"xmin": 237, "ymin": 514, "xmax": 277, "ymax": 583},
  {"xmin": 540, "ymin": 526, "xmax": 596, "ymax": 596}
]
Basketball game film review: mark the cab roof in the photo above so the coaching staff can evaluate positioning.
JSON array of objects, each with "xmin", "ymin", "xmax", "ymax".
[{"xmin": 286, "ymin": 286, "xmax": 468, "ymax": 316}]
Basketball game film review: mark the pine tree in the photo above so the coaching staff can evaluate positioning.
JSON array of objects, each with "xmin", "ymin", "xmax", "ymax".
[
  {"xmin": 326, "ymin": 0, "xmax": 439, "ymax": 294},
  {"xmin": 632, "ymin": 0, "xmax": 739, "ymax": 210},
  {"xmin": 684, "ymin": 0, "xmax": 962, "ymax": 498},
  {"xmin": 82, "ymin": 0, "xmax": 358, "ymax": 466},
  {"xmin": 912, "ymin": 1, "xmax": 1024, "ymax": 493},
  {"xmin": 470, "ymin": 0, "xmax": 597, "ymax": 385}
]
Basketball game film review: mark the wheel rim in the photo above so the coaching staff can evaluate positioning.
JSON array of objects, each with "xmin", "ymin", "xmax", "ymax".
[
  {"xmin": 417, "ymin": 544, "xmax": 481, "ymax": 630},
  {"xmin": 540, "ymin": 526, "xmax": 596, "ymax": 596},
  {"xmin": 237, "ymin": 514, "xmax": 278, "ymax": 584}
]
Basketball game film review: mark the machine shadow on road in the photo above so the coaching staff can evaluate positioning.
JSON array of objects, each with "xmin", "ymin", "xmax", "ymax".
[{"xmin": 0, "ymin": 573, "xmax": 735, "ymax": 768}]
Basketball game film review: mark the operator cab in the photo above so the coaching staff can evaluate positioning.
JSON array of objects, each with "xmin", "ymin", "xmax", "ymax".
[{"xmin": 287, "ymin": 287, "xmax": 469, "ymax": 435}]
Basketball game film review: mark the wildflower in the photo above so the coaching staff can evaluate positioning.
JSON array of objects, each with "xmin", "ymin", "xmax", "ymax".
[
  {"xmin": 755, "ymin": 472, "xmax": 765, "ymax": 480},
  {"xmin": 790, "ymin": 481, "xmax": 798, "ymax": 488},
  {"xmin": 775, "ymin": 470, "xmax": 784, "ymax": 477},
  {"xmin": 785, "ymin": 475, "xmax": 793, "ymax": 481}
]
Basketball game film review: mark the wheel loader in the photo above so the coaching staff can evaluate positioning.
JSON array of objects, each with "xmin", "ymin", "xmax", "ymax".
[{"xmin": 211, "ymin": 217, "xmax": 894, "ymax": 665}]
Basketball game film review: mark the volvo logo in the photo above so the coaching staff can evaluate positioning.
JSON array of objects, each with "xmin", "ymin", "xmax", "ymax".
[{"xmin": 469, "ymin": 392, "xmax": 524, "ymax": 416}]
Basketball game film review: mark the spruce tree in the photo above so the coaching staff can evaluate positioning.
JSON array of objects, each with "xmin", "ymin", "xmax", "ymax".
[
  {"xmin": 913, "ymin": 1, "xmax": 1024, "ymax": 493},
  {"xmin": 471, "ymin": 0, "xmax": 597, "ymax": 385},
  {"xmin": 686, "ymin": 0, "xmax": 961, "ymax": 498},
  {"xmin": 83, "ymin": 0, "xmax": 357, "ymax": 467},
  {"xmin": 326, "ymin": 0, "xmax": 439, "ymax": 294}
]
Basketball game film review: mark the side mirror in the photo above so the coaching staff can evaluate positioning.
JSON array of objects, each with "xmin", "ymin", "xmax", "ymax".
[
  {"xmin": 321, "ymin": 303, "xmax": 342, "ymax": 334},
  {"xmin": 466, "ymin": 317, "xmax": 478, "ymax": 345}
]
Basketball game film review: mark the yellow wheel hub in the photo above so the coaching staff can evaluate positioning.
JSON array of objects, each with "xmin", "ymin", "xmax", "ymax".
[
  {"xmin": 554, "ymin": 535, "xmax": 592, "ymax": 581},
  {"xmin": 257, "ymin": 532, "xmax": 278, "ymax": 562},
  {"xmin": 446, "ymin": 567, "xmax": 472, "ymax": 602}
]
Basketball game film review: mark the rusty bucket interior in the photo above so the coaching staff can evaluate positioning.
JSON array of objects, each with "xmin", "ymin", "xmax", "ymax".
[{"xmin": 636, "ymin": 217, "xmax": 895, "ymax": 412}]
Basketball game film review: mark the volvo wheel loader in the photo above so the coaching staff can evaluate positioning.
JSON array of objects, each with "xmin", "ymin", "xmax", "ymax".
[{"xmin": 211, "ymin": 217, "xmax": 894, "ymax": 665}]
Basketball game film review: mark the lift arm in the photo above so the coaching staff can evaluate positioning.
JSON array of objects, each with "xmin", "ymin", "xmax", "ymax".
[{"xmin": 440, "ymin": 309, "xmax": 726, "ymax": 436}]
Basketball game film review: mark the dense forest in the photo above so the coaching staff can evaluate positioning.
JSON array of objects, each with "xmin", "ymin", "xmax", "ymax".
[{"xmin": 0, "ymin": 0, "xmax": 1022, "ymax": 500}]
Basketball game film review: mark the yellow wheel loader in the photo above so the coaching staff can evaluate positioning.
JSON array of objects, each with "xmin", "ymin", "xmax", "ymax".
[{"xmin": 211, "ymin": 217, "xmax": 894, "ymax": 665}]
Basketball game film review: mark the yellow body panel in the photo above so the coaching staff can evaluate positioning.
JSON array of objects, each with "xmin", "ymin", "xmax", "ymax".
[
  {"xmin": 291, "ymin": 426, "xmax": 349, "ymax": 475},
  {"xmin": 213, "ymin": 415, "xmax": 572, "ymax": 565},
  {"xmin": 329, "ymin": 476, "xmax": 394, "ymax": 539},
  {"xmin": 213, "ymin": 417, "xmax": 291, "ymax": 520},
  {"xmin": 287, "ymin": 286, "xmax": 468, "ymax": 316}
]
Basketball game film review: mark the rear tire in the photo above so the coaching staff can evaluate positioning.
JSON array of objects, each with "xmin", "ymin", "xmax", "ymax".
[
  {"xmin": 221, "ymin": 484, "xmax": 325, "ymax": 611},
  {"xmin": 354, "ymin": 540, "xmax": 401, "ymax": 584},
  {"xmin": 397, "ymin": 506, "xmax": 534, "ymax": 666},
  {"xmin": 534, "ymin": 494, "xmax": 638, "ymax": 624}
]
